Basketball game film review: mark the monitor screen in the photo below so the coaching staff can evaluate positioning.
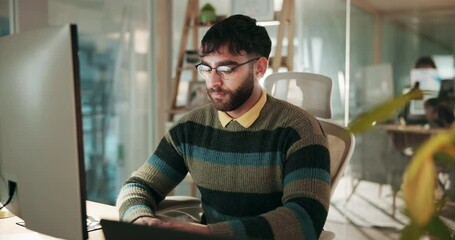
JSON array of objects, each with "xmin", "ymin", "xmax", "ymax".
[
  {"xmin": 405, "ymin": 69, "xmax": 440, "ymax": 124},
  {"xmin": 410, "ymin": 68, "xmax": 441, "ymax": 92},
  {"xmin": 0, "ymin": 25, "xmax": 87, "ymax": 239}
]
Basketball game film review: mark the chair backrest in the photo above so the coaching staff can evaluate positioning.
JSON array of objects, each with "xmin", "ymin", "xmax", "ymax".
[
  {"xmin": 317, "ymin": 118, "xmax": 355, "ymax": 196},
  {"xmin": 263, "ymin": 72, "xmax": 333, "ymax": 119}
]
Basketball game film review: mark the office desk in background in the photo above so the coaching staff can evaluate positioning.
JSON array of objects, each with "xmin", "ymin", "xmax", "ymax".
[
  {"xmin": 380, "ymin": 124, "xmax": 447, "ymax": 151},
  {"xmin": 374, "ymin": 124, "xmax": 455, "ymax": 232},
  {"xmin": 0, "ymin": 201, "xmax": 118, "ymax": 240}
]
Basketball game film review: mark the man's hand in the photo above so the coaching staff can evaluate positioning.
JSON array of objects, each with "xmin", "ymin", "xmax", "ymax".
[
  {"xmin": 133, "ymin": 216, "xmax": 166, "ymax": 227},
  {"xmin": 133, "ymin": 216, "xmax": 211, "ymax": 235}
]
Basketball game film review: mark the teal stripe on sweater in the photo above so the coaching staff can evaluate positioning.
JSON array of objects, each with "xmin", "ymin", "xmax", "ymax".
[
  {"xmin": 286, "ymin": 202, "xmax": 317, "ymax": 240},
  {"xmin": 123, "ymin": 205, "xmax": 153, "ymax": 220},
  {"xmin": 179, "ymin": 144, "xmax": 284, "ymax": 166},
  {"xmin": 229, "ymin": 220, "xmax": 249, "ymax": 240},
  {"xmin": 203, "ymin": 203, "xmax": 239, "ymax": 222},
  {"xmin": 284, "ymin": 168, "xmax": 331, "ymax": 185},
  {"xmin": 123, "ymin": 182, "xmax": 147, "ymax": 191},
  {"xmin": 146, "ymin": 155, "xmax": 185, "ymax": 181}
]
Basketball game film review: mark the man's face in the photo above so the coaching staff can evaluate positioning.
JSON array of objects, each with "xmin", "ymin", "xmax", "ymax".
[
  {"xmin": 206, "ymin": 72, "xmax": 254, "ymax": 112},
  {"xmin": 200, "ymin": 46, "xmax": 256, "ymax": 111}
]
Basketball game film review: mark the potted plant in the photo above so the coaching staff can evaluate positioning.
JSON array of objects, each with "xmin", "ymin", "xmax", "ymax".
[
  {"xmin": 349, "ymin": 87, "xmax": 454, "ymax": 239},
  {"xmin": 199, "ymin": 3, "xmax": 216, "ymax": 26}
]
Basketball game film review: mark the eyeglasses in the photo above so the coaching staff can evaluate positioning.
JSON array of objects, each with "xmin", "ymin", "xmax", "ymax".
[{"xmin": 195, "ymin": 57, "xmax": 260, "ymax": 80}]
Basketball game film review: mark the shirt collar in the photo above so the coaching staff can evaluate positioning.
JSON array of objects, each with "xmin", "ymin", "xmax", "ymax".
[{"xmin": 218, "ymin": 89, "xmax": 267, "ymax": 128}]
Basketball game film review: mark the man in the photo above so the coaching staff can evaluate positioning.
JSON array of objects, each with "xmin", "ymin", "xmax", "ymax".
[{"xmin": 117, "ymin": 14, "xmax": 330, "ymax": 240}]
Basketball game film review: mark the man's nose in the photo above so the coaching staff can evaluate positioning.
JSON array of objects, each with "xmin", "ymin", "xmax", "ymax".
[{"xmin": 206, "ymin": 70, "xmax": 223, "ymax": 87}]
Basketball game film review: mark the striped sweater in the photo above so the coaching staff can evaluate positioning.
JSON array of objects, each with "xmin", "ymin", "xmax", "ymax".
[{"xmin": 117, "ymin": 95, "xmax": 330, "ymax": 240}]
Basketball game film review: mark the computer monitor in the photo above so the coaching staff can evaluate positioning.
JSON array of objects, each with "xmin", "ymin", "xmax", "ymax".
[
  {"xmin": 438, "ymin": 79, "xmax": 455, "ymax": 100},
  {"xmin": 403, "ymin": 69, "xmax": 440, "ymax": 125},
  {"xmin": 0, "ymin": 25, "xmax": 88, "ymax": 239}
]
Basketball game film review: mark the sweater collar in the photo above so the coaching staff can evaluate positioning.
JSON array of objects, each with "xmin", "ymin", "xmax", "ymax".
[{"xmin": 218, "ymin": 89, "xmax": 267, "ymax": 128}]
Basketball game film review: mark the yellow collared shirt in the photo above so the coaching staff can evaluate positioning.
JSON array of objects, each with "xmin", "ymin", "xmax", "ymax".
[{"xmin": 218, "ymin": 89, "xmax": 267, "ymax": 128}]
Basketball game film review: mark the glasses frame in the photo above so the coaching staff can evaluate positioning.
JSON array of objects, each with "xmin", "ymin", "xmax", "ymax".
[{"xmin": 195, "ymin": 57, "xmax": 260, "ymax": 80}]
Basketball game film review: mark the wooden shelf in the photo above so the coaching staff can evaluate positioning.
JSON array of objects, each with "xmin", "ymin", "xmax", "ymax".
[{"xmin": 269, "ymin": 56, "xmax": 289, "ymax": 69}]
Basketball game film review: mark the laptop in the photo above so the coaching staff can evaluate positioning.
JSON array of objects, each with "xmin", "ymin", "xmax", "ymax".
[{"xmin": 100, "ymin": 219, "xmax": 228, "ymax": 240}]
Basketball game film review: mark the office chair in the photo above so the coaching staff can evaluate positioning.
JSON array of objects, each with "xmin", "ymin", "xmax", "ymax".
[
  {"xmin": 262, "ymin": 71, "xmax": 333, "ymax": 119},
  {"xmin": 317, "ymin": 117, "xmax": 355, "ymax": 240},
  {"xmin": 263, "ymin": 71, "xmax": 355, "ymax": 239},
  {"xmin": 263, "ymin": 71, "xmax": 356, "ymax": 195},
  {"xmin": 347, "ymin": 127, "xmax": 408, "ymax": 218},
  {"xmin": 318, "ymin": 118, "xmax": 356, "ymax": 197}
]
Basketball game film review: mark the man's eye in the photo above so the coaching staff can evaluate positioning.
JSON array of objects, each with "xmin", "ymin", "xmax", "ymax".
[
  {"xmin": 217, "ymin": 66, "xmax": 233, "ymax": 73},
  {"xmin": 198, "ymin": 65, "xmax": 211, "ymax": 72}
]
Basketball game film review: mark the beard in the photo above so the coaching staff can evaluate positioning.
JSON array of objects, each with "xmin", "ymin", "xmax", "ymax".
[{"xmin": 206, "ymin": 72, "xmax": 255, "ymax": 112}]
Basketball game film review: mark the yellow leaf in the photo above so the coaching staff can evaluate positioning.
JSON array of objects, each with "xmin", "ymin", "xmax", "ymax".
[
  {"xmin": 403, "ymin": 157, "xmax": 436, "ymax": 226},
  {"xmin": 402, "ymin": 132, "xmax": 452, "ymax": 226},
  {"xmin": 439, "ymin": 145, "xmax": 455, "ymax": 156}
]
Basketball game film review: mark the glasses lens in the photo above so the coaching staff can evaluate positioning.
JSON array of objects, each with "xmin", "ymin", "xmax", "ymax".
[
  {"xmin": 197, "ymin": 64, "xmax": 211, "ymax": 78},
  {"xmin": 216, "ymin": 66, "xmax": 233, "ymax": 79}
]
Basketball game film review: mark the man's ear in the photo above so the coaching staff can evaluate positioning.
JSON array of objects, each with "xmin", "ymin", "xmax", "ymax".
[{"xmin": 255, "ymin": 57, "xmax": 269, "ymax": 78}]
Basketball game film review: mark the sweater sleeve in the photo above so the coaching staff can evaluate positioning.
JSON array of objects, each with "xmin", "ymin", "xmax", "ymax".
[
  {"xmin": 208, "ymin": 126, "xmax": 331, "ymax": 240},
  {"xmin": 116, "ymin": 135, "xmax": 188, "ymax": 222}
]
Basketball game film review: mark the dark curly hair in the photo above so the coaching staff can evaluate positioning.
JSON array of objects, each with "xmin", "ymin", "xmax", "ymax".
[{"xmin": 200, "ymin": 14, "xmax": 272, "ymax": 59}]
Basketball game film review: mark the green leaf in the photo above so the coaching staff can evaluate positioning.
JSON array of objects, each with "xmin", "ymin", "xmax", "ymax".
[
  {"xmin": 400, "ymin": 215, "xmax": 453, "ymax": 240},
  {"xmin": 434, "ymin": 151, "xmax": 455, "ymax": 168},
  {"xmin": 400, "ymin": 223, "xmax": 424, "ymax": 240},
  {"xmin": 348, "ymin": 89, "xmax": 422, "ymax": 135},
  {"xmin": 427, "ymin": 213, "xmax": 453, "ymax": 240}
]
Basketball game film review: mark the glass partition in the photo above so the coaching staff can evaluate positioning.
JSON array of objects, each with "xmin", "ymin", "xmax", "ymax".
[
  {"xmin": 382, "ymin": 20, "xmax": 453, "ymax": 94},
  {"xmin": 48, "ymin": 0, "xmax": 155, "ymax": 204},
  {"xmin": 0, "ymin": 0, "xmax": 10, "ymax": 36},
  {"xmin": 296, "ymin": 0, "xmax": 347, "ymax": 121}
]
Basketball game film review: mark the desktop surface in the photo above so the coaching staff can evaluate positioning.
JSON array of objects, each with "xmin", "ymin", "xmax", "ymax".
[
  {"xmin": 0, "ymin": 201, "xmax": 118, "ymax": 240},
  {"xmin": 1, "ymin": 201, "xmax": 228, "ymax": 240}
]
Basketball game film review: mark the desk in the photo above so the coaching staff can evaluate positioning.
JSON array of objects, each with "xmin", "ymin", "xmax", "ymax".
[
  {"xmin": 380, "ymin": 124, "xmax": 447, "ymax": 151},
  {"xmin": 380, "ymin": 124, "xmax": 453, "ymax": 219},
  {"xmin": 0, "ymin": 201, "xmax": 118, "ymax": 240}
]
